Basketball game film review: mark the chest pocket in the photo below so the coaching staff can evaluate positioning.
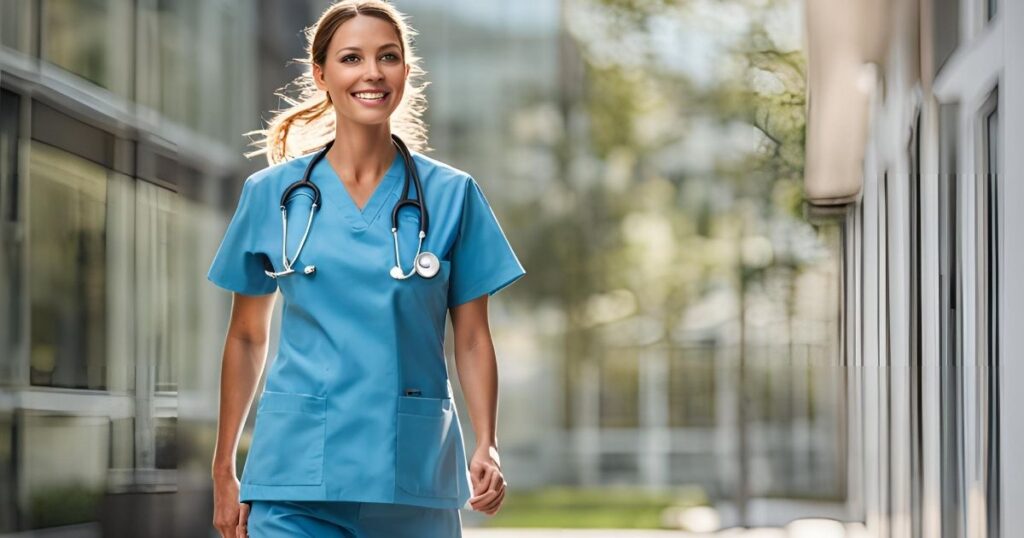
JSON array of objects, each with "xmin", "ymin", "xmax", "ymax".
[
  {"xmin": 395, "ymin": 395, "xmax": 459, "ymax": 499},
  {"xmin": 392, "ymin": 211, "xmax": 451, "ymax": 311}
]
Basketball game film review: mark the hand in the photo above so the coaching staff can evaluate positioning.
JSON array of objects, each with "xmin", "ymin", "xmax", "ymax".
[
  {"xmin": 212, "ymin": 473, "xmax": 250, "ymax": 537},
  {"xmin": 468, "ymin": 445, "xmax": 507, "ymax": 515}
]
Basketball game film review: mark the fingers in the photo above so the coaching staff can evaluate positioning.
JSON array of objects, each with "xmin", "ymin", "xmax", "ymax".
[
  {"xmin": 469, "ymin": 467, "xmax": 508, "ymax": 515},
  {"xmin": 469, "ymin": 467, "xmax": 498, "ymax": 503},
  {"xmin": 479, "ymin": 484, "xmax": 507, "ymax": 515},
  {"xmin": 486, "ymin": 467, "xmax": 502, "ymax": 493},
  {"xmin": 235, "ymin": 502, "xmax": 250, "ymax": 538},
  {"xmin": 470, "ymin": 462, "xmax": 490, "ymax": 495}
]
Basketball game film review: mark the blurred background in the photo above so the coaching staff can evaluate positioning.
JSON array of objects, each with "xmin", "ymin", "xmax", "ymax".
[{"xmin": 0, "ymin": 0, "xmax": 1020, "ymax": 537}]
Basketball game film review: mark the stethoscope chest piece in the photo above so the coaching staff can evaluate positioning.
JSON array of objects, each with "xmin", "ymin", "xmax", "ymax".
[
  {"xmin": 415, "ymin": 251, "xmax": 440, "ymax": 279},
  {"xmin": 389, "ymin": 251, "xmax": 440, "ymax": 280}
]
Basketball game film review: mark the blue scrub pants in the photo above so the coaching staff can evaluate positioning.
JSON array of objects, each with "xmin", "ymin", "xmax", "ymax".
[{"xmin": 246, "ymin": 500, "xmax": 462, "ymax": 537}]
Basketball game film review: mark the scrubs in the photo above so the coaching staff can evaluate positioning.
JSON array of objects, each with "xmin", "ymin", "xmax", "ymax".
[
  {"xmin": 207, "ymin": 149, "xmax": 526, "ymax": 514},
  {"xmin": 247, "ymin": 500, "xmax": 462, "ymax": 537}
]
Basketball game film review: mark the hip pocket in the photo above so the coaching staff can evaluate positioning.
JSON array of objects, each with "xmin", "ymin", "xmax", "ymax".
[
  {"xmin": 242, "ymin": 391, "xmax": 326, "ymax": 486},
  {"xmin": 395, "ymin": 395, "xmax": 458, "ymax": 499}
]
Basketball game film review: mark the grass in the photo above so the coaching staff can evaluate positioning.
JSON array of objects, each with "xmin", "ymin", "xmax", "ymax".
[{"xmin": 482, "ymin": 485, "xmax": 708, "ymax": 529}]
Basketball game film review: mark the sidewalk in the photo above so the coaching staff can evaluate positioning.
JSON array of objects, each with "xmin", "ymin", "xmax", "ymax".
[
  {"xmin": 466, "ymin": 530, "xmax": 759, "ymax": 537},
  {"xmin": 465, "ymin": 521, "xmax": 871, "ymax": 538}
]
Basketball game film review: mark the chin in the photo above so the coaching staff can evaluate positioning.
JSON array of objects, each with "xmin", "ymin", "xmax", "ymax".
[{"xmin": 339, "ymin": 112, "xmax": 393, "ymax": 127}]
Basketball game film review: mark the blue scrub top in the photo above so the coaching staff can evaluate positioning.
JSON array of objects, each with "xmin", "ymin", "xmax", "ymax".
[{"xmin": 207, "ymin": 148, "xmax": 527, "ymax": 510}]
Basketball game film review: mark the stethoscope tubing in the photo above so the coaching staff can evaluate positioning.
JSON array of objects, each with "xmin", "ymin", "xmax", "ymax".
[{"xmin": 265, "ymin": 134, "xmax": 438, "ymax": 280}]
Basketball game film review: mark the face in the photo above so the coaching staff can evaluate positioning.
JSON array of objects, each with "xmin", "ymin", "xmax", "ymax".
[{"xmin": 313, "ymin": 14, "xmax": 410, "ymax": 127}]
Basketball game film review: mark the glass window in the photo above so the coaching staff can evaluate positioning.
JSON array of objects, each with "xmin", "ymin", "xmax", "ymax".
[
  {"xmin": 909, "ymin": 109, "xmax": 924, "ymax": 538},
  {"xmin": 933, "ymin": 0, "xmax": 960, "ymax": 78},
  {"xmin": 938, "ymin": 100, "xmax": 963, "ymax": 538},
  {"xmin": 28, "ymin": 142, "xmax": 108, "ymax": 390},
  {"xmin": 21, "ymin": 414, "xmax": 108, "ymax": 530},
  {"xmin": 980, "ymin": 88, "xmax": 1000, "ymax": 537},
  {"xmin": 136, "ymin": 0, "xmax": 192, "ymax": 125},
  {"xmin": 137, "ymin": 0, "xmax": 249, "ymax": 147},
  {"xmin": 41, "ymin": 0, "xmax": 133, "ymax": 97},
  {"xmin": 599, "ymin": 351, "xmax": 639, "ymax": 428},
  {"xmin": 137, "ymin": 180, "xmax": 177, "ymax": 392},
  {"xmin": 1, "ymin": 0, "xmax": 34, "ymax": 54},
  {"xmin": 110, "ymin": 417, "xmax": 135, "ymax": 470},
  {"xmin": 1, "ymin": 90, "xmax": 22, "ymax": 387},
  {"xmin": 155, "ymin": 417, "xmax": 177, "ymax": 470},
  {"xmin": 987, "ymin": 0, "xmax": 997, "ymax": 21},
  {"xmin": 0, "ymin": 411, "xmax": 13, "ymax": 533},
  {"xmin": 668, "ymin": 346, "xmax": 715, "ymax": 427}
]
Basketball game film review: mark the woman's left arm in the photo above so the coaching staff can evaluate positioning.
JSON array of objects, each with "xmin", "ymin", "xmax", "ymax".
[{"xmin": 450, "ymin": 294, "xmax": 508, "ymax": 515}]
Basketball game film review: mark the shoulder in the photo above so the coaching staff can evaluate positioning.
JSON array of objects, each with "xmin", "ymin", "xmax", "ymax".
[
  {"xmin": 410, "ymin": 151, "xmax": 475, "ymax": 190},
  {"xmin": 245, "ymin": 152, "xmax": 315, "ymax": 189}
]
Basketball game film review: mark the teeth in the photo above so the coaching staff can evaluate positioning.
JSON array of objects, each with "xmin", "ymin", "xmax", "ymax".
[{"xmin": 354, "ymin": 92, "xmax": 386, "ymax": 99}]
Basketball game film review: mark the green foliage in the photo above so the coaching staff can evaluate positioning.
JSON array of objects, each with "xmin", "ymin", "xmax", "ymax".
[
  {"xmin": 483, "ymin": 486, "xmax": 707, "ymax": 529},
  {"xmin": 29, "ymin": 483, "xmax": 103, "ymax": 529}
]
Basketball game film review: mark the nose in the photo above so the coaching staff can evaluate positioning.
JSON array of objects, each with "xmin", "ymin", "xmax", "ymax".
[{"xmin": 363, "ymin": 59, "xmax": 384, "ymax": 81}]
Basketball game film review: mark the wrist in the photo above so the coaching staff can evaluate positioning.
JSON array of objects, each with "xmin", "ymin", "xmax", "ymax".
[
  {"xmin": 475, "ymin": 438, "xmax": 497, "ymax": 451},
  {"xmin": 211, "ymin": 461, "xmax": 237, "ymax": 480},
  {"xmin": 474, "ymin": 442, "xmax": 499, "ymax": 455}
]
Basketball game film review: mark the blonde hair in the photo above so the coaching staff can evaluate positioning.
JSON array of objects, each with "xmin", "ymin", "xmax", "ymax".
[{"xmin": 245, "ymin": 0, "xmax": 430, "ymax": 164}]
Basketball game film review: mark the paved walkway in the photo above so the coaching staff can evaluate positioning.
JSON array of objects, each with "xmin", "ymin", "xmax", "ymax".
[
  {"xmin": 464, "ymin": 529, "xmax": 782, "ymax": 537},
  {"xmin": 464, "ymin": 521, "xmax": 871, "ymax": 537}
]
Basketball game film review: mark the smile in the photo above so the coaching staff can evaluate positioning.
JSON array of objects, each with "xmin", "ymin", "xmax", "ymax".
[{"xmin": 351, "ymin": 91, "xmax": 390, "ymax": 105}]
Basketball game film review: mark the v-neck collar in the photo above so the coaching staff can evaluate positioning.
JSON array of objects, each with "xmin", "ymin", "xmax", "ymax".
[{"xmin": 312, "ymin": 149, "xmax": 405, "ymax": 231}]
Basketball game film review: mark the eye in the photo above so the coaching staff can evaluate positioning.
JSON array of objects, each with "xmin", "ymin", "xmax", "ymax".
[
  {"xmin": 341, "ymin": 54, "xmax": 360, "ymax": 63},
  {"xmin": 382, "ymin": 52, "xmax": 400, "ymax": 61}
]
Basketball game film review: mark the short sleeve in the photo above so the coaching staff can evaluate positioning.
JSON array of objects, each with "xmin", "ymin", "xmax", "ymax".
[
  {"xmin": 447, "ymin": 177, "xmax": 526, "ymax": 308},
  {"xmin": 206, "ymin": 177, "xmax": 278, "ymax": 296}
]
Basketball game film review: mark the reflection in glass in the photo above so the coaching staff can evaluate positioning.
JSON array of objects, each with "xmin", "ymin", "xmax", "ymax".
[
  {"xmin": 138, "ymin": 181, "xmax": 178, "ymax": 392},
  {"xmin": 600, "ymin": 351, "xmax": 639, "ymax": 428},
  {"xmin": 982, "ymin": 90, "xmax": 1000, "ymax": 538},
  {"xmin": 668, "ymin": 346, "xmax": 715, "ymax": 427},
  {"xmin": 1, "ymin": 0, "xmax": 33, "ymax": 53},
  {"xmin": 21, "ymin": 414, "xmax": 108, "ymax": 530},
  {"xmin": 137, "ymin": 0, "xmax": 246, "ymax": 146},
  {"xmin": 0, "ymin": 412, "xmax": 13, "ymax": 532},
  {"xmin": 29, "ymin": 143, "xmax": 107, "ymax": 389},
  {"xmin": 155, "ymin": 417, "xmax": 178, "ymax": 470},
  {"xmin": 42, "ymin": 0, "xmax": 132, "ymax": 96},
  {"xmin": 1, "ymin": 90, "xmax": 22, "ymax": 387}
]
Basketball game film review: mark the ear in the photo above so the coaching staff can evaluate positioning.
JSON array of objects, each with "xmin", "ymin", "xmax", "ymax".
[{"xmin": 312, "ymin": 63, "xmax": 326, "ymax": 91}]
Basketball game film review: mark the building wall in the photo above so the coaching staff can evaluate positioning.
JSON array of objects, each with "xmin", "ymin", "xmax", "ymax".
[
  {"xmin": 808, "ymin": 0, "xmax": 1020, "ymax": 535},
  {"xmin": 0, "ymin": 1, "xmax": 319, "ymax": 534}
]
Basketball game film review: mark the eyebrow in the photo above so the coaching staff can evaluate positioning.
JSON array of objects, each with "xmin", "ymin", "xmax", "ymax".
[{"xmin": 337, "ymin": 44, "xmax": 401, "ymax": 53}]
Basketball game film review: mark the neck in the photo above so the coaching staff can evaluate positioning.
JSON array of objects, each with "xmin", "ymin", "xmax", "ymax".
[{"xmin": 327, "ymin": 121, "xmax": 396, "ymax": 184}]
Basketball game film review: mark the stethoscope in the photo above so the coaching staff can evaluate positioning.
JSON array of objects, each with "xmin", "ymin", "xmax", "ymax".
[{"xmin": 264, "ymin": 133, "xmax": 440, "ymax": 280}]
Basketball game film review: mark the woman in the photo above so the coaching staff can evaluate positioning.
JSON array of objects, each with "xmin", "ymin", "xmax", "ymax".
[{"xmin": 208, "ymin": 2, "xmax": 526, "ymax": 536}]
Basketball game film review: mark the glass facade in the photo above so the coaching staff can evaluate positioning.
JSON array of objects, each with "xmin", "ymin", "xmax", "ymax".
[
  {"xmin": 0, "ymin": 0, "xmax": 286, "ymax": 533},
  {"xmin": 42, "ymin": 0, "xmax": 134, "ymax": 97},
  {"xmin": 28, "ymin": 143, "xmax": 110, "ymax": 390},
  {"xmin": 0, "ymin": 0, "xmax": 34, "ymax": 54}
]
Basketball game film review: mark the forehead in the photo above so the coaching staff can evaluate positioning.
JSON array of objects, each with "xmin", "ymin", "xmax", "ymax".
[{"xmin": 330, "ymin": 14, "xmax": 401, "ymax": 49}]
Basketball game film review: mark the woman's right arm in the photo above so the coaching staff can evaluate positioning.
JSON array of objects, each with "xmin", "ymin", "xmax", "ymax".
[{"xmin": 211, "ymin": 291, "xmax": 277, "ymax": 537}]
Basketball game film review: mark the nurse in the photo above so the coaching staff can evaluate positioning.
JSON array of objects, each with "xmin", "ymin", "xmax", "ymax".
[{"xmin": 207, "ymin": 2, "xmax": 526, "ymax": 537}]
